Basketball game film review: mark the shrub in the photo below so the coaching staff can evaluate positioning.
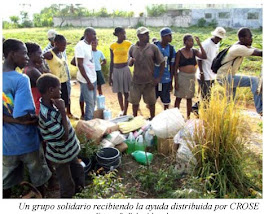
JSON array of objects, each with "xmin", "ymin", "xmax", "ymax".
[
  {"xmin": 74, "ymin": 170, "xmax": 128, "ymax": 199},
  {"xmin": 192, "ymin": 83, "xmax": 261, "ymax": 198},
  {"xmin": 197, "ymin": 18, "xmax": 206, "ymax": 27}
]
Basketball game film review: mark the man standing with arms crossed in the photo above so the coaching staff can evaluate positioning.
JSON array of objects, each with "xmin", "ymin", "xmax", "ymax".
[{"xmin": 129, "ymin": 27, "xmax": 165, "ymax": 120}]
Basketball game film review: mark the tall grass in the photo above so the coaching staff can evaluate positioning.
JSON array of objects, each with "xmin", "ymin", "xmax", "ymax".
[{"xmin": 192, "ymin": 84, "xmax": 261, "ymax": 198}]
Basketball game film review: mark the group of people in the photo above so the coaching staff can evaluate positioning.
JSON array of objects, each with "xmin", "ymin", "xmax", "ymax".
[{"xmin": 2, "ymin": 25, "xmax": 262, "ymax": 198}]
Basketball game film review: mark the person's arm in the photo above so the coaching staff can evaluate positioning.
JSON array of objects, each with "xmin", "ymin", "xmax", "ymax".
[
  {"xmin": 71, "ymin": 56, "xmax": 76, "ymax": 66},
  {"xmin": 26, "ymin": 68, "xmax": 42, "ymax": 87},
  {"xmin": 252, "ymin": 49, "xmax": 262, "ymax": 57},
  {"xmin": 109, "ymin": 49, "xmax": 114, "ymax": 86},
  {"xmin": 3, "ymin": 114, "xmax": 38, "ymax": 125},
  {"xmin": 197, "ymin": 59, "xmax": 205, "ymax": 82},
  {"xmin": 174, "ymin": 51, "xmax": 180, "ymax": 90},
  {"xmin": 52, "ymin": 99, "xmax": 69, "ymax": 141},
  {"xmin": 154, "ymin": 61, "xmax": 165, "ymax": 85},
  {"xmin": 101, "ymin": 59, "xmax": 106, "ymax": 65},
  {"xmin": 194, "ymin": 36, "xmax": 207, "ymax": 59},
  {"xmin": 76, "ymin": 57, "xmax": 94, "ymax": 90},
  {"xmin": 43, "ymin": 51, "xmax": 53, "ymax": 60},
  {"xmin": 169, "ymin": 49, "xmax": 176, "ymax": 91}
]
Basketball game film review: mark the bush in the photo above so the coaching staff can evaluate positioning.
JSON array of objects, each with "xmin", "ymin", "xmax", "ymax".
[
  {"xmin": 197, "ymin": 18, "xmax": 206, "ymax": 27},
  {"xmin": 74, "ymin": 170, "xmax": 128, "ymax": 199},
  {"xmin": 208, "ymin": 19, "xmax": 218, "ymax": 28}
]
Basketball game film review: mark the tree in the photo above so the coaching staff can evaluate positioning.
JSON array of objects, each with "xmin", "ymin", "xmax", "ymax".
[
  {"xmin": 146, "ymin": 4, "xmax": 168, "ymax": 17},
  {"xmin": 9, "ymin": 16, "xmax": 20, "ymax": 25}
]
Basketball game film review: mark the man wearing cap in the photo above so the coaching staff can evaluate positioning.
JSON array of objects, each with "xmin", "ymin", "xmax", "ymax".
[
  {"xmin": 43, "ymin": 29, "xmax": 78, "ymax": 119},
  {"xmin": 128, "ymin": 27, "xmax": 165, "ymax": 119},
  {"xmin": 216, "ymin": 27, "xmax": 262, "ymax": 115},
  {"xmin": 196, "ymin": 27, "xmax": 226, "ymax": 100},
  {"xmin": 154, "ymin": 27, "xmax": 176, "ymax": 110}
]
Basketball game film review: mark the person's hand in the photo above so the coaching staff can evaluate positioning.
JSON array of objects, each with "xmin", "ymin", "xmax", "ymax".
[
  {"xmin": 129, "ymin": 57, "xmax": 136, "ymax": 66},
  {"xmin": 169, "ymin": 82, "xmax": 173, "ymax": 92},
  {"xmin": 174, "ymin": 81, "xmax": 179, "ymax": 91},
  {"xmin": 153, "ymin": 77, "xmax": 161, "ymax": 86},
  {"xmin": 87, "ymin": 82, "xmax": 94, "ymax": 90},
  {"xmin": 194, "ymin": 36, "xmax": 201, "ymax": 46},
  {"xmin": 52, "ymin": 98, "xmax": 65, "ymax": 111},
  {"xmin": 109, "ymin": 78, "xmax": 113, "ymax": 86},
  {"xmin": 200, "ymin": 73, "xmax": 205, "ymax": 82}
]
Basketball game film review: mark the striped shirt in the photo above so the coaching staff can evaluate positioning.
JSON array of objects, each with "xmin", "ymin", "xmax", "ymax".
[{"xmin": 38, "ymin": 100, "xmax": 80, "ymax": 163}]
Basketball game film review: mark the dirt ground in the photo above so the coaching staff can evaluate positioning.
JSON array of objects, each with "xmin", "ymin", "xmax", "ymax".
[{"xmin": 70, "ymin": 80, "xmax": 189, "ymax": 119}]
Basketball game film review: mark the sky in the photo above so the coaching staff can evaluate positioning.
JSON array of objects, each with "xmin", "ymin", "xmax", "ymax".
[{"xmin": 1, "ymin": 0, "xmax": 263, "ymax": 21}]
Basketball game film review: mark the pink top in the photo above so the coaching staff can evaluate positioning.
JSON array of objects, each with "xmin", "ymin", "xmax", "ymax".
[{"xmin": 23, "ymin": 67, "xmax": 41, "ymax": 115}]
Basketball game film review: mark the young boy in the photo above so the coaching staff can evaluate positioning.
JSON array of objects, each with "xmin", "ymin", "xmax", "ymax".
[
  {"xmin": 2, "ymin": 39, "xmax": 51, "ymax": 198},
  {"xmin": 92, "ymin": 39, "xmax": 106, "ymax": 95},
  {"xmin": 37, "ymin": 73, "xmax": 84, "ymax": 198}
]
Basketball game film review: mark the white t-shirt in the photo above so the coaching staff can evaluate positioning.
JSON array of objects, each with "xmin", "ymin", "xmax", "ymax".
[
  {"xmin": 196, "ymin": 38, "xmax": 219, "ymax": 81},
  {"xmin": 216, "ymin": 43, "xmax": 255, "ymax": 79},
  {"xmin": 74, "ymin": 40, "xmax": 96, "ymax": 83}
]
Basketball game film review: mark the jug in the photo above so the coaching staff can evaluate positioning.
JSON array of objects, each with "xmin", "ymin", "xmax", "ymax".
[
  {"xmin": 135, "ymin": 135, "xmax": 145, "ymax": 151},
  {"xmin": 125, "ymin": 132, "xmax": 135, "ymax": 154},
  {"xmin": 103, "ymin": 109, "xmax": 112, "ymax": 120},
  {"xmin": 97, "ymin": 95, "xmax": 105, "ymax": 109}
]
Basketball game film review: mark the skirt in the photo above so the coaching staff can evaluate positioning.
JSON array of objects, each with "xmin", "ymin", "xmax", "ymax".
[
  {"xmin": 174, "ymin": 71, "xmax": 196, "ymax": 99},
  {"xmin": 112, "ymin": 66, "xmax": 132, "ymax": 93}
]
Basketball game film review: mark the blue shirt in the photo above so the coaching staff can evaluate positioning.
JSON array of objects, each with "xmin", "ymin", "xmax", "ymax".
[
  {"xmin": 92, "ymin": 50, "xmax": 105, "ymax": 71},
  {"xmin": 3, "ymin": 71, "xmax": 40, "ymax": 155},
  {"xmin": 154, "ymin": 41, "xmax": 176, "ymax": 83}
]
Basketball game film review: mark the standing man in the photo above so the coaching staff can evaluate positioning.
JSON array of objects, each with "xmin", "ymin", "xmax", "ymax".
[
  {"xmin": 3, "ymin": 39, "xmax": 51, "ymax": 198},
  {"xmin": 43, "ymin": 29, "xmax": 78, "ymax": 119},
  {"xmin": 154, "ymin": 27, "xmax": 176, "ymax": 110},
  {"xmin": 216, "ymin": 27, "xmax": 262, "ymax": 115},
  {"xmin": 74, "ymin": 27, "xmax": 97, "ymax": 120},
  {"xmin": 128, "ymin": 27, "xmax": 165, "ymax": 119},
  {"xmin": 197, "ymin": 27, "xmax": 226, "ymax": 100}
]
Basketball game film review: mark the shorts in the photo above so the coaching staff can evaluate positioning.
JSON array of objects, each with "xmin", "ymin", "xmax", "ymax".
[
  {"xmin": 96, "ymin": 70, "xmax": 105, "ymax": 86},
  {"xmin": 61, "ymin": 82, "xmax": 69, "ymax": 106},
  {"xmin": 129, "ymin": 82, "xmax": 156, "ymax": 105},
  {"xmin": 3, "ymin": 146, "xmax": 52, "ymax": 189},
  {"xmin": 156, "ymin": 82, "xmax": 171, "ymax": 105}
]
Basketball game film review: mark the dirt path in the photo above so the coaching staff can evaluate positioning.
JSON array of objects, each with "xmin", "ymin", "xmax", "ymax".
[{"xmin": 70, "ymin": 80, "xmax": 189, "ymax": 119}]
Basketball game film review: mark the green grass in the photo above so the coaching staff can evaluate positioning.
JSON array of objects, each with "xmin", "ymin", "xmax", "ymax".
[{"xmin": 3, "ymin": 26, "xmax": 262, "ymax": 79}]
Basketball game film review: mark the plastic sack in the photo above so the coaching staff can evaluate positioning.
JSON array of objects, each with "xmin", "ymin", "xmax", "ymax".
[
  {"xmin": 105, "ymin": 131, "xmax": 126, "ymax": 146},
  {"xmin": 131, "ymin": 151, "xmax": 153, "ymax": 165},
  {"xmin": 151, "ymin": 108, "xmax": 185, "ymax": 139},
  {"xmin": 100, "ymin": 139, "xmax": 114, "ymax": 148},
  {"xmin": 173, "ymin": 120, "xmax": 202, "ymax": 174}
]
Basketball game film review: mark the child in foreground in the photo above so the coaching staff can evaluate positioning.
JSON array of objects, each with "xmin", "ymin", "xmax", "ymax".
[{"xmin": 37, "ymin": 73, "xmax": 84, "ymax": 198}]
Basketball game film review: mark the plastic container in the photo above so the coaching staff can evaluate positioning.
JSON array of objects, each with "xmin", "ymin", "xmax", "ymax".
[
  {"xmin": 144, "ymin": 129, "xmax": 154, "ymax": 147},
  {"xmin": 97, "ymin": 95, "xmax": 105, "ymax": 109},
  {"xmin": 133, "ymin": 121, "xmax": 151, "ymax": 138},
  {"xmin": 103, "ymin": 109, "xmax": 112, "ymax": 120},
  {"xmin": 81, "ymin": 157, "xmax": 92, "ymax": 178},
  {"xmin": 131, "ymin": 151, "xmax": 153, "ymax": 165},
  {"xmin": 96, "ymin": 147, "xmax": 121, "ymax": 171},
  {"xmin": 125, "ymin": 132, "xmax": 135, "ymax": 154},
  {"xmin": 135, "ymin": 135, "xmax": 145, "ymax": 151}
]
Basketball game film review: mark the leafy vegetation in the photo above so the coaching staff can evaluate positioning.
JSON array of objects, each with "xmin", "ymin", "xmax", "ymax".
[
  {"xmin": 74, "ymin": 170, "xmax": 128, "ymax": 199},
  {"xmin": 146, "ymin": 4, "xmax": 168, "ymax": 17}
]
